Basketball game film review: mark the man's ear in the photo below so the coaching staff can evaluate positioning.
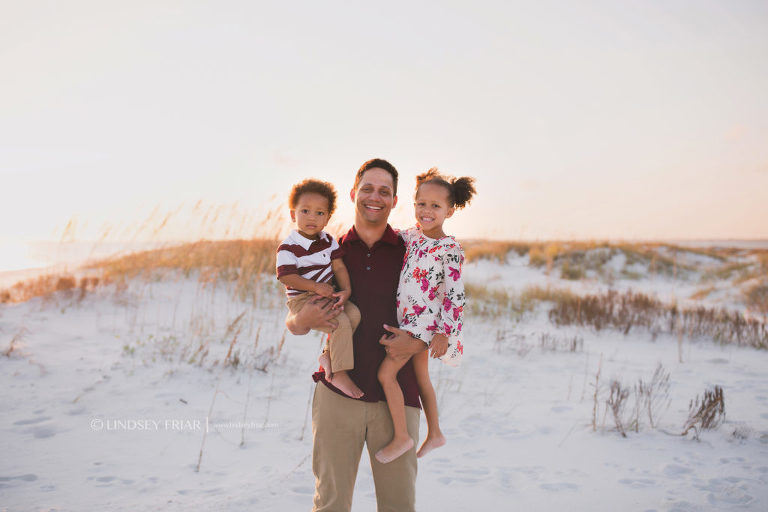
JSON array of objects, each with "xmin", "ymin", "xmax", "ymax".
[
  {"xmin": 290, "ymin": 209, "xmax": 296, "ymax": 222},
  {"xmin": 350, "ymin": 188, "xmax": 356, "ymax": 202},
  {"xmin": 392, "ymin": 195, "xmax": 398, "ymax": 208}
]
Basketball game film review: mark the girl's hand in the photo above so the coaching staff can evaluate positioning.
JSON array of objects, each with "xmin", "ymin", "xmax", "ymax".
[
  {"xmin": 429, "ymin": 334, "xmax": 449, "ymax": 359},
  {"xmin": 314, "ymin": 282, "xmax": 336, "ymax": 299},
  {"xmin": 332, "ymin": 289, "xmax": 351, "ymax": 309}
]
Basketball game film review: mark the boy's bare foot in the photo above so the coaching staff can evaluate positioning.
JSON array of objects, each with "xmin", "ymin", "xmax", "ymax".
[
  {"xmin": 318, "ymin": 351, "xmax": 332, "ymax": 379},
  {"xmin": 375, "ymin": 436, "xmax": 414, "ymax": 464},
  {"xmin": 328, "ymin": 370, "xmax": 364, "ymax": 399},
  {"xmin": 417, "ymin": 434, "xmax": 446, "ymax": 458}
]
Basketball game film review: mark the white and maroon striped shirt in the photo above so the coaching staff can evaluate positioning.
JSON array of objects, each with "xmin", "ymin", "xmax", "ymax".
[{"xmin": 276, "ymin": 230, "xmax": 344, "ymax": 297}]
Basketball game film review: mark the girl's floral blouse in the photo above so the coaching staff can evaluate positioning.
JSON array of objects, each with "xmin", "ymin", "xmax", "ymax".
[{"xmin": 396, "ymin": 227, "xmax": 465, "ymax": 367}]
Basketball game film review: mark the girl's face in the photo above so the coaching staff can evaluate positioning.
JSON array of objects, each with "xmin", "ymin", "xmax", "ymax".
[{"xmin": 414, "ymin": 182, "xmax": 454, "ymax": 237}]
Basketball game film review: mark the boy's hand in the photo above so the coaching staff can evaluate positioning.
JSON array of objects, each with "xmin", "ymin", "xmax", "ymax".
[
  {"xmin": 332, "ymin": 289, "xmax": 351, "ymax": 309},
  {"xmin": 429, "ymin": 334, "xmax": 449, "ymax": 359},
  {"xmin": 314, "ymin": 282, "xmax": 335, "ymax": 299}
]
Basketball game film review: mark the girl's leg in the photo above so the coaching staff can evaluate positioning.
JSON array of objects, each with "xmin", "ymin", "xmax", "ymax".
[
  {"xmin": 413, "ymin": 350, "xmax": 446, "ymax": 458},
  {"xmin": 375, "ymin": 355, "xmax": 415, "ymax": 464}
]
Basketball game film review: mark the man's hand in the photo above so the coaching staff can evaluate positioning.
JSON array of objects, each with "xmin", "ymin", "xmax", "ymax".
[
  {"xmin": 286, "ymin": 295, "xmax": 341, "ymax": 335},
  {"xmin": 378, "ymin": 324, "xmax": 427, "ymax": 360},
  {"xmin": 429, "ymin": 334, "xmax": 449, "ymax": 359},
  {"xmin": 332, "ymin": 288, "xmax": 351, "ymax": 309},
  {"xmin": 314, "ymin": 282, "xmax": 336, "ymax": 299}
]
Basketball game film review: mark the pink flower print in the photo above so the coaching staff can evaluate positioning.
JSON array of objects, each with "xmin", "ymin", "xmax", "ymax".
[
  {"xmin": 396, "ymin": 300, "xmax": 400, "ymax": 308},
  {"xmin": 443, "ymin": 322, "xmax": 452, "ymax": 335},
  {"xmin": 428, "ymin": 286, "xmax": 438, "ymax": 301},
  {"xmin": 426, "ymin": 320, "xmax": 439, "ymax": 332},
  {"xmin": 413, "ymin": 304, "xmax": 426, "ymax": 316},
  {"xmin": 448, "ymin": 266, "xmax": 461, "ymax": 281},
  {"xmin": 420, "ymin": 277, "xmax": 429, "ymax": 292},
  {"xmin": 457, "ymin": 322, "xmax": 462, "ymax": 332},
  {"xmin": 443, "ymin": 297, "xmax": 452, "ymax": 312},
  {"xmin": 452, "ymin": 305, "xmax": 463, "ymax": 321},
  {"xmin": 412, "ymin": 267, "xmax": 421, "ymax": 279},
  {"xmin": 456, "ymin": 340, "xmax": 464, "ymax": 354}
]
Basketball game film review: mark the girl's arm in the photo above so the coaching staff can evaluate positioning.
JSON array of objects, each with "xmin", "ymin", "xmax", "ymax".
[
  {"xmin": 438, "ymin": 243, "xmax": 466, "ymax": 344},
  {"xmin": 330, "ymin": 258, "xmax": 352, "ymax": 307}
]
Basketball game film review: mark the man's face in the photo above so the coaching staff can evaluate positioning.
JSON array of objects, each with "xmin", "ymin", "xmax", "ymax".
[{"xmin": 350, "ymin": 168, "xmax": 398, "ymax": 226}]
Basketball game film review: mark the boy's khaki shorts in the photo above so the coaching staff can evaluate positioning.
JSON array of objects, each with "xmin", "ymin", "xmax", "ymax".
[{"xmin": 286, "ymin": 292, "xmax": 360, "ymax": 373}]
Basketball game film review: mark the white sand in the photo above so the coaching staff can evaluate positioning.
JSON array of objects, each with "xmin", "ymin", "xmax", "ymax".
[{"xmin": 1, "ymin": 252, "xmax": 767, "ymax": 511}]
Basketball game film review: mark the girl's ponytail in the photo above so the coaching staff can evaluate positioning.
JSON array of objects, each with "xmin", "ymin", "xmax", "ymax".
[{"xmin": 450, "ymin": 176, "xmax": 476, "ymax": 209}]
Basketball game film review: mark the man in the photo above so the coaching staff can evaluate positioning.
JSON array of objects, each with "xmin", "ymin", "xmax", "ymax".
[{"xmin": 286, "ymin": 158, "xmax": 427, "ymax": 512}]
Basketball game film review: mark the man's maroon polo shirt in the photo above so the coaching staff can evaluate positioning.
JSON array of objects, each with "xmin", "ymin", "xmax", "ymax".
[{"xmin": 313, "ymin": 225, "xmax": 421, "ymax": 409}]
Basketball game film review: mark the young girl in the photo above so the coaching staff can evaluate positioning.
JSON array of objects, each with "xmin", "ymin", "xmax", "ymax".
[{"xmin": 375, "ymin": 168, "xmax": 476, "ymax": 464}]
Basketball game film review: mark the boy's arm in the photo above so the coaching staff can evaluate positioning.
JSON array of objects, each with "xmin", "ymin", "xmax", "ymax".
[
  {"xmin": 330, "ymin": 258, "xmax": 352, "ymax": 306},
  {"xmin": 278, "ymin": 274, "xmax": 334, "ymax": 298}
]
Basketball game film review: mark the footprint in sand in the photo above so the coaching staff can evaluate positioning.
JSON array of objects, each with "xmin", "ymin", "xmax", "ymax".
[
  {"xmin": 0, "ymin": 473, "xmax": 38, "ymax": 489},
  {"xmin": 618, "ymin": 478, "xmax": 656, "ymax": 489},
  {"xmin": 662, "ymin": 464, "xmax": 693, "ymax": 478},
  {"xmin": 13, "ymin": 416, "xmax": 53, "ymax": 425},
  {"xmin": 539, "ymin": 482, "xmax": 579, "ymax": 491},
  {"xmin": 696, "ymin": 477, "xmax": 755, "ymax": 506}
]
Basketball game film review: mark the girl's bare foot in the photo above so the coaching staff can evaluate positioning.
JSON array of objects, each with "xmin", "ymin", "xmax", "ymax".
[
  {"xmin": 329, "ymin": 370, "xmax": 364, "ymax": 399},
  {"xmin": 417, "ymin": 433, "xmax": 446, "ymax": 458},
  {"xmin": 375, "ymin": 436, "xmax": 414, "ymax": 464}
]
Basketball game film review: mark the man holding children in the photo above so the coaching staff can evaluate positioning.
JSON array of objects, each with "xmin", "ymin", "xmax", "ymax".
[{"xmin": 283, "ymin": 158, "xmax": 472, "ymax": 511}]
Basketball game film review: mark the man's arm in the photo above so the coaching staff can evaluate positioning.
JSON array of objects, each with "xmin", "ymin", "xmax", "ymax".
[
  {"xmin": 378, "ymin": 324, "xmax": 428, "ymax": 360},
  {"xmin": 285, "ymin": 295, "xmax": 342, "ymax": 335}
]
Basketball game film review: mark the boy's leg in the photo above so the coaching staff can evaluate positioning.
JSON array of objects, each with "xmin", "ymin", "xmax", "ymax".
[
  {"xmin": 287, "ymin": 292, "xmax": 334, "ymax": 334},
  {"xmin": 312, "ymin": 383, "xmax": 366, "ymax": 512},
  {"xmin": 413, "ymin": 350, "xmax": 446, "ymax": 457},
  {"xmin": 366, "ymin": 401, "xmax": 420, "ymax": 512},
  {"xmin": 328, "ymin": 309, "xmax": 354, "ymax": 372},
  {"xmin": 375, "ymin": 356, "xmax": 415, "ymax": 463}
]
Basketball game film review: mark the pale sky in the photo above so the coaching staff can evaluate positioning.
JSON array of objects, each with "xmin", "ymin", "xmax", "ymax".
[{"xmin": 2, "ymin": 0, "xmax": 767, "ymax": 248}]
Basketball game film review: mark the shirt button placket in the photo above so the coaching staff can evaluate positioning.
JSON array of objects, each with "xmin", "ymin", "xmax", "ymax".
[{"xmin": 366, "ymin": 252, "xmax": 371, "ymax": 271}]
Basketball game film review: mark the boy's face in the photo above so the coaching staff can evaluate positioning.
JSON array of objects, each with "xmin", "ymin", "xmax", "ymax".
[
  {"xmin": 290, "ymin": 192, "xmax": 330, "ymax": 239},
  {"xmin": 350, "ymin": 168, "xmax": 397, "ymax": 227}
]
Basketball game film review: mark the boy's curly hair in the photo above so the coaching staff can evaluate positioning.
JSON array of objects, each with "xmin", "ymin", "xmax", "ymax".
[{"xmin": 289, "ymin": 179, "xmax": 337, "ymax": 216}]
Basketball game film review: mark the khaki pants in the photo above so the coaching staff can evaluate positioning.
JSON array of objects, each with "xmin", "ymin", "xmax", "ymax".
[
  {"xmin": 312, "ymin": 383, "xmax": 419, "ymax": 512},
  {"xmin": 286, "ymin": 292, "xmax": 360, "ymax": 373}
]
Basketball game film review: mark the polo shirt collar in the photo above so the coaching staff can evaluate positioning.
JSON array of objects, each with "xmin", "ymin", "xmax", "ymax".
[
  {"xmin": 345, "ymin": 224, "xmax": 399, "ymax": 246},
  {"xmin": 289, "ymin": 229, "xmax": 329, "ymax": 250}
]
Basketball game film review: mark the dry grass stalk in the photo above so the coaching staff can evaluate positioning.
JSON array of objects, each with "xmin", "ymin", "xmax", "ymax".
[
  {"xmin": 682, "ymin": 386, "xmax": 725, "ymax": 440},
  {"xmin": 548, "ymin": 288, "xmax": 768, "ymax": 349},
  {"xmin": 591, "ymin": 354, "xmax": 603, "ymax": 432},
  {"xmin": 607, "ymin": 380, "xmax": 630, "ymax": 437}
]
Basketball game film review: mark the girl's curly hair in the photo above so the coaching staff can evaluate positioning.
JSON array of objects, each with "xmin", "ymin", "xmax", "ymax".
[{"xmin": 415, "ymin": 168, "xmax": 476, "ymax": 209}]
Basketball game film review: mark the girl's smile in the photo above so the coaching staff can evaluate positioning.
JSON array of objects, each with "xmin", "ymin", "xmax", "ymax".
[{"xmin": 414, "ymin": 183, "xmax": 455, "ymax": 239}]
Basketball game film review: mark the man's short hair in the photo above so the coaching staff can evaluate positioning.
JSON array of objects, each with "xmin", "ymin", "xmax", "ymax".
[
  {"xmin": 353, "ymin": 158, "xmax": 399, "ymax": 196},
  {"xmin": 289, "ymin": 179, "xmax": 337, "ymax": 216}
]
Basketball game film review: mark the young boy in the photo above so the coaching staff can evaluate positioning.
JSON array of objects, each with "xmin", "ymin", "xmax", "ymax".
[{"xmin": 276, "ymin": 179, "xmax": 363, "ymax": 398}]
